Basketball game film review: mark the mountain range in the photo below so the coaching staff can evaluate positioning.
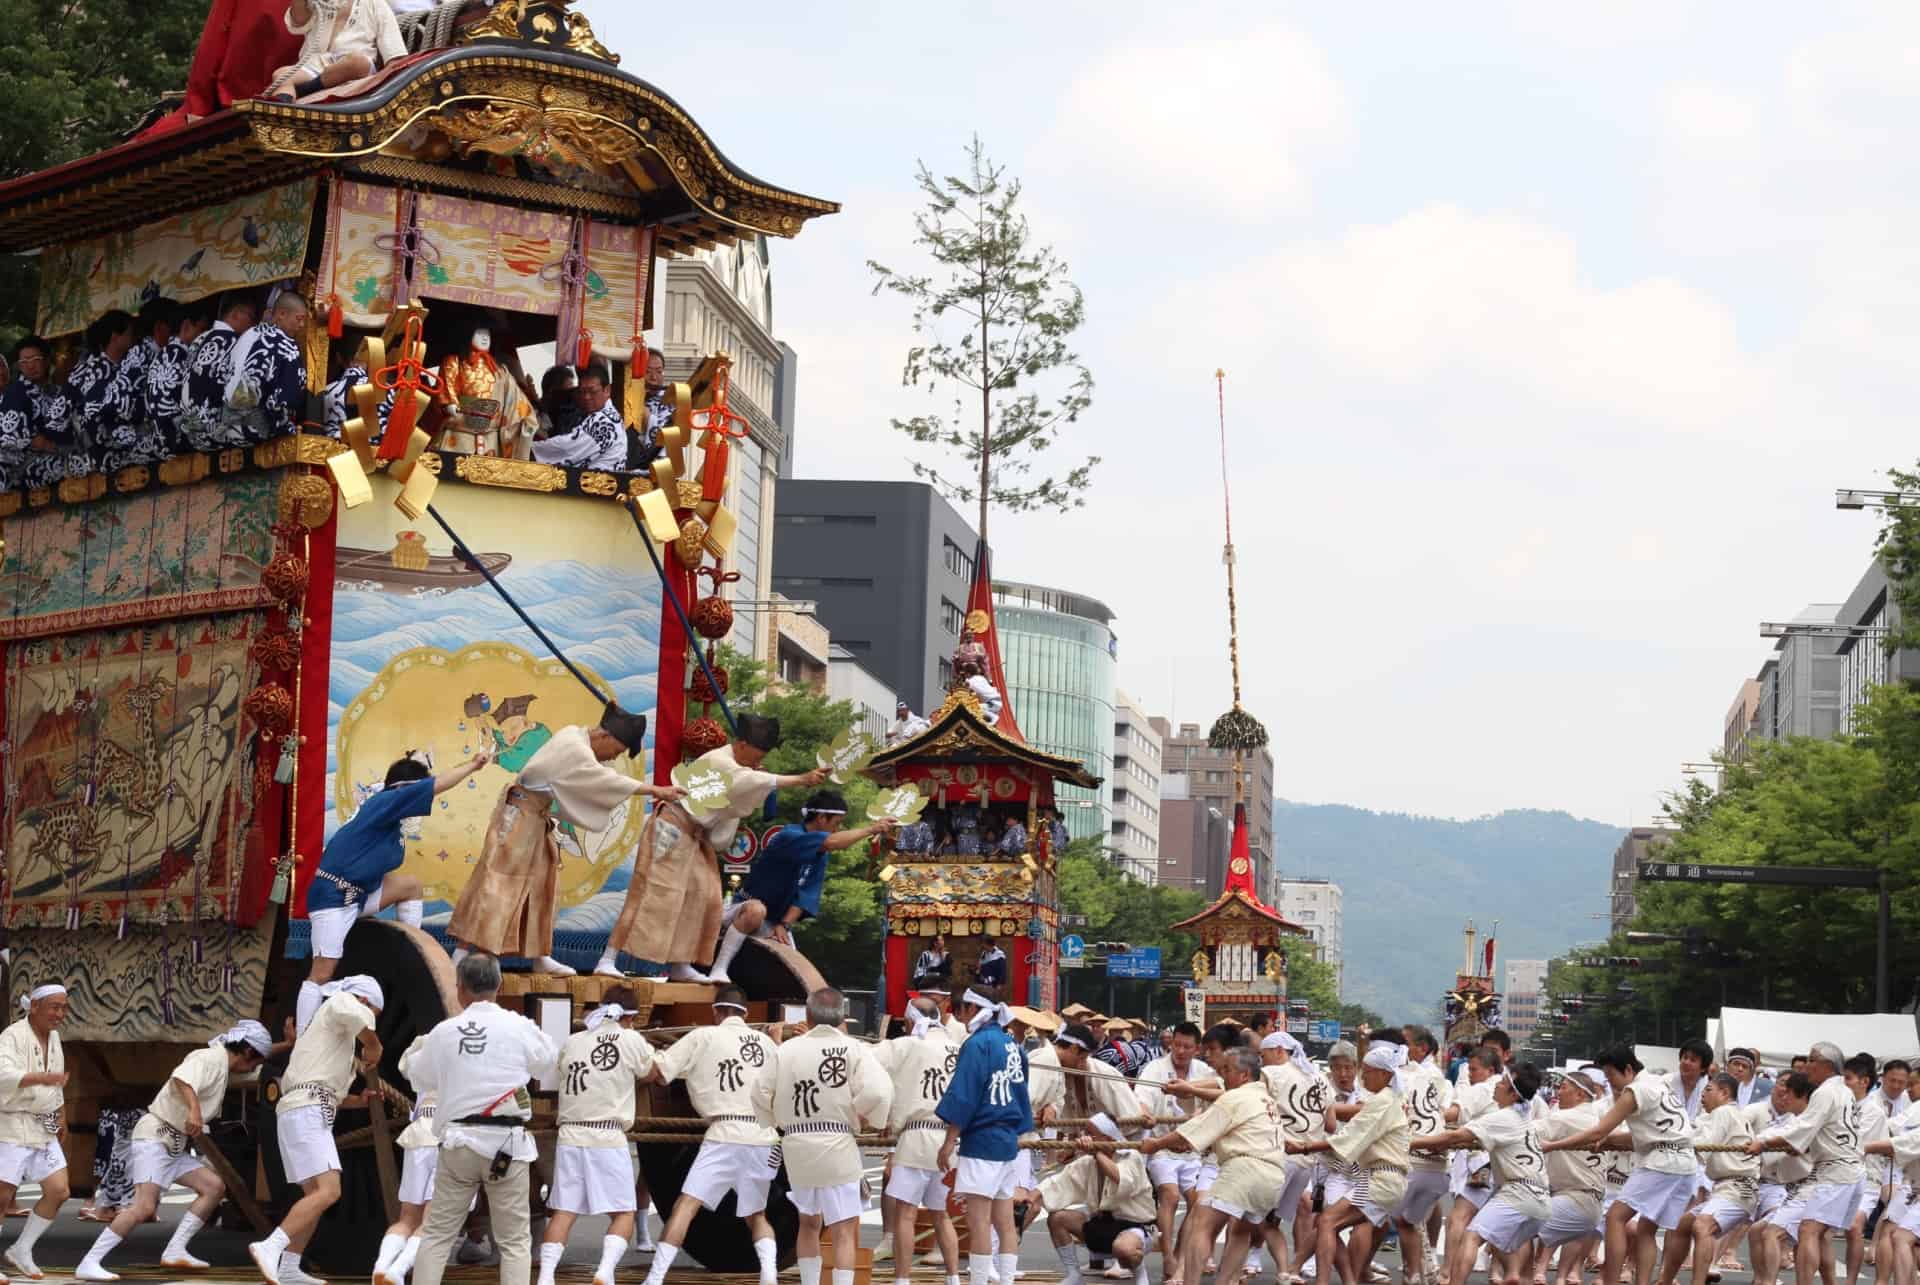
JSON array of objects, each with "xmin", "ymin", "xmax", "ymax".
[{"xmin": 1272, "ymin": 803, "xmax": 1625, "ymax": 1023}]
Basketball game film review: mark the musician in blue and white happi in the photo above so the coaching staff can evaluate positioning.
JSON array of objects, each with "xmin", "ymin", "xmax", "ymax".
[
  {"xmin": 536, "ymin": 988, "xmax": 657, "ymax": 1285},
  {"xmin": 225, "ymin": 291, "xmax": 310, "ymax": 442},
  {"xmin": 144, "ymin": 302, "xmax": 213, "ymax": 456},
  {"xmin": 66, "ymin": 310, "xmax": 145, "ymax": 476},
  {"xmin": 182, "ymin": 294, "xmax": 259, "ymax": 450},
  {"xmin": 0, "ymin": 336, "xmax": 69, "ymax": 490},
  {"xmin": 530, "ymin": 365, "xmax": 625, "ymax": 470},
  {"xmin": 706, "ymin": 789, "xmax": 895, "ymax": 986},
  {"xmin": 75, "ymin": 1021, "xmax": 272, "ymax": 1282},
  {"xmin": 936, "ymin": 986, "xmax": 1034, "ymax": 1285}
]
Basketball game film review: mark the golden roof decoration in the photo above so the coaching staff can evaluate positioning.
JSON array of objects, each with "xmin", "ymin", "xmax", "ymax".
[{"xmin": 867, "ymin": 692, "xmax": 1100, "ymax": 790}]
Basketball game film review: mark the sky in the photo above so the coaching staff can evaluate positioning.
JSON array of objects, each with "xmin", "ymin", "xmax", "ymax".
[{"xmin": 589, "ymin": 1, "xmax": 1920, "ymax": 827}]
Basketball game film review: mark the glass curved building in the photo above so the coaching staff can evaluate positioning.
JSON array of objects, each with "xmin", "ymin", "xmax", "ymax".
[{"xmin": 992, "ymin": 580, "xmax": 1117, "ymax": 844}]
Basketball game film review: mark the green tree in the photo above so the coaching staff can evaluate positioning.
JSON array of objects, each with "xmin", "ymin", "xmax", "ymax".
[
  {"xmin": 867, "ymin": 135, "xmax": 1097, "ymax": 542},
  {"xmin": 1053, "ymin": 839, "xmax": 1210, "ymax": 1023},
  {"xmin": 0, "ymin": 0, "xmax": 209, "ymax": 344}
]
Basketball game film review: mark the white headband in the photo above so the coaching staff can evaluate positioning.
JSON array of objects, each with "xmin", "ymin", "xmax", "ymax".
[
  {"xmin": 963, "ymin": 988, "xmax": 1013, "ymax": 1032},
  {"xmin": 1054, "ymin": 1032, "xmax": 1088, "ymax": 1049},
  {"xmin": 713, "ymin": 1000, "xmax": 749, "ymax": 1012},
  {"xmin": 1260, "ymin": 1031, "xmax": 1289, "ymax": 1050},
  {"xmin": 585, "ymin": 1003, "xmax": 636, "ymax": 1031},
  {"xmin": 212, "ymin": 1019, "xmax": 274, "ymax": 1057},
  {"xmin": 800, "ymin": 806, "xmax": 848, "ymax": 817},
  {"xmin": 320, "ymin": 975, "xmax": 385, "ymax": 1009},
  {"xmin": 20, "ymin": 984, "xmax": 66, "ymax": 1012},
  {"xmin": 1089, "ymin": 1112, "xmax": 1124, "ymax": 1143}
]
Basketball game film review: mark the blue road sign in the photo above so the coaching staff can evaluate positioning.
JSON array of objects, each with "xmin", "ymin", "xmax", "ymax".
[
  {"xmin": 1309, "ymin": 1019, "xmax": 1343, "ymax": 1044},
  {"xmin": 1060, "ymin": 935, "xmax": 1086, "ymax": 959},
  {"xmin": 1107, "ymin": 947, "xmax": 1162, "ymax": 979}
]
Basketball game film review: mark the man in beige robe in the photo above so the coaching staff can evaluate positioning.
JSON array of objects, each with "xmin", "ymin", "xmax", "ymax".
[
  {"xmin": 450, "ymin": 702, "xmax": 682, "ymax": 975},
  {"xmin": 596, "ymin": 715, "xmax": 826, "ymax": 982}
]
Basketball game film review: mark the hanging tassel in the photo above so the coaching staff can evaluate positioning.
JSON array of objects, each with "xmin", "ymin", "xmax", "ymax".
[
  {"xmin": 274, "ymin": 744, "xmax": 295, "ymax": 785},
  {"xmin": 268, "ymin": 857, "xmax": 290, "ymax": 905},
  {"xmin": 65, "ymin": 905, "xmax": 78, "ymax": 931},
  {"xmin": 576, "ymin": 327, "xmax": 594, "ymax": 369},
  {"xmin": 221, "ymin": 959, "xmax": 236, "ymax": 995},
  {"xmin": 630, "ymin": 335, "xmax": 646, "ymax": 377},
  {"xmin": 326, "ymin": 294, "xmax": 344, "ymax": 340},
  {"xmin": 115, "ymin": 908, "xmax": 127, "ymax": 940},
  {"xmin": 190, "ymin": 934, "xmax": 204, "ymax": 964}
]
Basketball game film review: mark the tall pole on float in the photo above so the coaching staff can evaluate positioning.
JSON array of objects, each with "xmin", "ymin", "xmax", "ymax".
[{"xmin": 1216, "ymin": 370, "xmax": 1247, "ymax": 815}]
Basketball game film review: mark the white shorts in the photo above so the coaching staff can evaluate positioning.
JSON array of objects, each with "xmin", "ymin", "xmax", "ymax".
[
  {"xmin": 1012, "ymin": 1150, "xmax": 1037, "ymax": 1193},
  {"xmin": 277, "ymin": 1104, "xmax": 340, "ymax": 1184},
  {"xmin": 1457, "ymin": 1182, "xmax": 1493, "ymax": 1211},
  {"xmin": 1897, "ymin": 1195, "xmax": 1920, "ymax": 1238},
  {"xmin": 398, "ymin": 1146, "xmax": 438, "ymax": 1206},
  {"xmin": 1793, "ymin": 1180, "xmax": 1863, "ymax": 1233},
  {"xmin": 1620, "ymin": 1166, "xmax": 1697, "ymax": 1230},
  {"xmin": 1540, "ymin": 1192, "xmax": 1603, "ymax": 1247},
  {"xmin": 1757, "ymin": 1183, "xmax": 1788, "ymax": 1220},
  {"xmin": 886, "ymin": 1165, "xmax": 953, "ymax": 1212},
  {"xmin": 549, "ymin": 1144, "xmax": 637, "ymax": 1216},
  {"xmin": 1697, "ymin": 1194, "xmax": 1755, "ymax": 1234},
  {"xmin": 954, "ymin": 1156, "xmax": 1021, "ymax": 1201},
  {"xmin": 129, "ymin": 1139, "xmax": 205, "ymax": 1190},
  {"xmin": 1471, "ymin": 1193, "xmax": 1548, "ymax": 1253},
  {"xmin": 1197, "ymin": 1162, "xmax": 1219, "ymax": 1190},
  {"xmin": 1271, "ymin": 1162, "xmax": 1315, "ymax": 1220},
  {"xmin": 787, "ymin": 1182, "xmax": 863, "ymax": 1225},
  {"xmin": 1149, "ymin": 1152, "xmax": 1204, "ymax": 1193},
  {"xmin": 684, "ymin": 1140, "xmax": 775, "ymax": 1216},
  {"xmin": 1323, "ymin": 1170, "xmax": 1358, "ymax": 1209},
  {"xmin": 1394, "ymin": 1169, "xmax": 1452, "ymax": 1223},
  {"xmin": 309, "ymin": 888, "xmax": 384, "ymax": 959},
  {"xmin": 1205, "ymin": 1195, "xmax": 1262, "ymax": 1223},
  {"xmin": 720, "ymin": 899, "xmax": 778, "ymax": 939},
  {"xmin": 0, "ymin": 1139, "xmax": 64, "ymax": 1187}
]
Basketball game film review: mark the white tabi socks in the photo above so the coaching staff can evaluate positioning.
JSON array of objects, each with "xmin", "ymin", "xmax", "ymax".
[
  {"xmin": 968, "ymin": 1252, "xmax": 995, "ymax": 1285},
  {"xmin": 1056, "ymin": 1243, "xmax": 1085, "ymax": 1285},
  {"xmin": 395, "ymin": 899, "xmax": 423, "ymax": 928},
  {"xmin": 708, "ymin": 926, "xmax": 750, "ymax": 982},
  {"xmin": 753, "ymin": 1239, "xmax": 777, "ymax": 1285},
  {"xmin": 798, "ymin": 1257, "xmax": 823, "ymax": 1285},
  {"xmin": 593, "ymin": 1234, "xmax": 625, "ymax": 1285},
  {"xmin": 537, "ymin": 1242, "xmax": 563, "ymax": 1285},
  {"xmin": 163, "ymin": 1211, "xmax": 209, "ymax": 1268},
  {"xmin": 642, "ymin": 1244, "xmax": 679, "ymax": 1285},
  {"xmin": 373, "ymin": 1235, "xmax": 405, "ymax": 1282},
  {"xmin": 75, "ymin": 1228, "xmax": 121, "ymax": 1282}
]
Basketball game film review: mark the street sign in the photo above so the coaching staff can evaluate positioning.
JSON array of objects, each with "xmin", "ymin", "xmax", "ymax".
[
  {"xmin": 1060, "ymin": 935, "xmax": 1085, "ymax": 959},
  {"xmin": 1107, "ymin": 947, "xmax": 1162, "ymax": 979},
  {"xmin": 1309, "ymin": 1019, "xmax": 1342, "ymax": 1044},
  {"xmin": 1636, "ymin": 861, "xmax": 1879, "ymax": 888},
  {"xmin": 1288, "ymin": 1014, "xmax": 1309, "ymax": 1035},
  {"xmin": 1183, "ymin": 988, "xmax": 1206, "ymax": 1023},
  {"xmin": 1063, "ymin": 914, "xmax": 1089, "ymax": 928},
  {"xmin": 1058, "ymin": 954, "xmax": 1083, "ymax": 970}
]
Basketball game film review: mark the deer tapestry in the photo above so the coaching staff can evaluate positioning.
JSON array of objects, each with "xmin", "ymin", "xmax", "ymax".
[{"xmin": 2, "ymin": 613, "xmax": 265, "ymax": 930}]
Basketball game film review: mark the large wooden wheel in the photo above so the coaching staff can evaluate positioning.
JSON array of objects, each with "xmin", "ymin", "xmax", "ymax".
[{"xmin": 276, "ymin": 921, "xmax": 457, "ymax": 1275}]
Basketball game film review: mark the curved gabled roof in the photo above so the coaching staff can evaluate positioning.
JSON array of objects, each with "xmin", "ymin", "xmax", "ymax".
[
  {"xmin": 867, "ymin": 690, "xmax": 1101, "ymax": 790},
  {"xmin": 0, "ymin": 43, "xmax": 837, "ymax": 255}
]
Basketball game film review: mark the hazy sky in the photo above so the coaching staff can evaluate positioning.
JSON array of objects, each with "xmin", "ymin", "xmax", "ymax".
[{"xmin": 590, "ymin": 2, "xmax": 1917, "ymax": 826}]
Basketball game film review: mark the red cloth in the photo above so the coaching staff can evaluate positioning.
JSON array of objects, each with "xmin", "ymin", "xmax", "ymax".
[{"xmin": 141, "ymin": 0, "xmax": 304, "ymax": 139}]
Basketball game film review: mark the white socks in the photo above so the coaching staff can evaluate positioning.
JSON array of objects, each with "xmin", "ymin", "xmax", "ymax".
[
  {"xmin": 832, "ymin": 1270, "xmax": 854, "ymax": 1285},
  {"xmin": 667, "ymin": 963, "xmax": 710, "ymax": 982},
  {"xmin": 12, "ymin": 1211, "xmax": 51, "ymax": 1266},
  {"xmin": 799, "ymin": 1257, "xmax": 823, "ymax": 1285},
  {"xmin": 537, "ymin": 1242, "xmax": 563, "ymax": 1285},
  {"xmin": 595, "ymin": 948, "xmax": 622, "ymax": 976},
  {"xmin": 78, "ymin": 1226, "xmax": 121, "ymax": 1277},
  {"xmin": 396, "ymin": 899, "xmax": 423, "ymax": 928},
  {"xmin": 948, "ymin": 1276, "xmax": 962, "ymax": 1285},
  {"xmin": 994, "ymin": 1251, "xmax": 1018, "ymax": 1285},
  {"xmin": 165, "ymin": 1211, "xmax": 208, "ymax": 1265},
  {"xmin": 1057, "ymin": 1243, "xmax": 1084, "ymax": 1285},
  {"xmin": 968, "ymin": 1252, "xmax": 995, "ymax": 1285},
  {"xmin": 754, "ymin": 1238, "xmax": 777, "ymax": 1285},
  {"xmin": 633, "ymin": 1209, "xmax": 654, "ymax": 1250},
  {"xmin": 375, "ymin": 1234, "xmax": 405, "ymax": 1278},
  {"xmin": 1132, "ymin": 1265, "xmax": 1150, "ymax": 1285},
  {"xmin": 595, "ymin": 1234, "xmax": 625, "ymax": 1284},
  {"xmin": 710, "ymin": 926, "xmax": 749, "ymax": 979},
  {"xmin": 297, "ymin": 980, "xmax": 322, "ymax": 1035},
  {"xmin": 394, "ymin": 1236, "xmax": 421, "ymax": 1281},
  {"xmin": 279, "ymin": 1250, "xmax": 304, "ymax": 1280},
  {"xmin": 644, "ymin": 1243, "xmax": 680, "ymax": 1285}
]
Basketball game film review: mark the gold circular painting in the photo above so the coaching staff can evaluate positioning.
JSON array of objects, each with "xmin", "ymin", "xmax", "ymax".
[{"xmin": 334, "ymin": 642, "xmax": 650, "ymax": 907}]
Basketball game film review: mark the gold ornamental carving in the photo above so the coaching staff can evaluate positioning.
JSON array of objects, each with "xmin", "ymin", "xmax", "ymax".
[
  {"xmin": 113, "ymin": 466, "xmax": 151, "ymax": 493},
  {"xmin": 432, "ymin": 101, "xmax": 641, "ymax": 170},
  {"xmin": 1191, "ymin": 950, "xmax": 1211, "ymax": 982},
  {"xmin": 463, "ymin": 1, "xmax": 621, "ymax": 64},
  {"xmin": 579, "ymin": 472, "xmax": 619, "ymax": 497},
  {"xmin": 454, "ymin": 455, "xmax": 568, "ymax": 493}
]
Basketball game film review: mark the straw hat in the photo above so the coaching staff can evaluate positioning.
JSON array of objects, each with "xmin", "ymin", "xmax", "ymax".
[
  {"xmin": 1010, "ymin": 1006, "xmax": 1063, "ymax": 1034},
  {"xmin": 1062, "ymin": 1003, "xmax": 1097, "ymax": 1019}
]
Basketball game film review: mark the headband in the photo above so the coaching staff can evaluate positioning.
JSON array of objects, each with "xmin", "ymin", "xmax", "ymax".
[
  {"xmin": 909, "ymin": 1006, "xmax": 937, "ymax": 1040},
  {"xmin": 713, "ymin": 1000, "xmax": 749, "ymax": 1012},
  {"xmin": 1089, "ymin": 1112, "xmax": 1125, "ymax": 1143},
  {"xmin": 213, "ymin": 1019, "xmax": 274, "ymax": 1057},
  {"xmin": 963, "ymin": 988, "xmax": 1012, "ymax": 1032},
  {"xmin": 1054, "ymin": 1033, "xmax": 1089, "ymax": 1050},
  {"xmin": 1365, "ymin": 1040, "xmax": 1409, "ymax": 1094},
  {"xmin": 800, "ymin": 806, "xmax": 848, "ymax": 818},
  {"xmin": 320, "ymin": 975, "xmax": 386, "ymax": 1009},
  {"xmin": 1572, "ymin": 1066, "xmax": 1609, "ymax": 1096},
  {"xmin": 1264, "ymin": 1029, "xmax": 1317, "ymax": 1076},
  {"xmin": 584, "ymin": 1003, "xmax": 636, "ymax": 1031}
]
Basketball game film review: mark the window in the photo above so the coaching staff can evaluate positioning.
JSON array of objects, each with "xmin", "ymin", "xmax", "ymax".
[
  {"xmin": 837, "ymin": 639, "xmax": 872, "ymax": 654},
  {"xmin": 941, "ymin": 598, "xmax": 966, "ymax": 636},
  {"xmin": 943, "ymin": 538, "xmax": 975, "ymax": 581},
  {"xmin": 774, "ymin": 576, "xmax": 874, "ymax": 590},
  {"xmin": 937, "ymin": 657, "xmax": 954, "ymax": 689}
]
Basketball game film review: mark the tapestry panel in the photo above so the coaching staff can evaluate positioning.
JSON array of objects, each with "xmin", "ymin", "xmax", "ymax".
[
  {"xmin": 7, "ymin": 920, "xmax": 271, "ymax": 1043},
  {"xmin": 413, "ymin": 192, "xmax": 572, "ymax": 316},
  {"xmin": 582, "ymin": 222, "xmax": 648, "ymax": 361},
  {"xmin": 323, "ymin": 179, "xmax": 402, "ymax": 330}
]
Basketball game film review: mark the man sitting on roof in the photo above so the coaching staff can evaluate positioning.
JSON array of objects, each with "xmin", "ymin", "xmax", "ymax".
[
  {"xmin": 887, "ymin": 701, "xmax": 930, "ymax": 744},
  {"xmin": 268, "ymin": 0, "xmax": 407, "ymax": 102}
]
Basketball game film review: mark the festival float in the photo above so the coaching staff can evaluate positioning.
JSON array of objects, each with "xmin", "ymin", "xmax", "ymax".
[
  {"xmin": 0, "ymin": 0, "xmax": 836, "ymax": 1268},
  {"xmin": 1443, "ymin": 921, "xmax": 1503, "ymax": 1054},
  {"xmin": 865, "ymin": 549, "xmax": 1099, "ymax": 1012}
]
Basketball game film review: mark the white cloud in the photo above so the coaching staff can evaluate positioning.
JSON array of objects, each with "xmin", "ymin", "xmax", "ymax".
[
  {"xmin": 1662, "ymin": 83, "xmax": 1757, "ymax": 143},
  {"xmin": 1042, "ymin": 22, "xmax": 1345, "ymax": 220}
]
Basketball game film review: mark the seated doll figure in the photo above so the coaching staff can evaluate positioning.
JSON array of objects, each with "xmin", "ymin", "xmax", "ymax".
[{"xmin": 269, "ymin": 0, "xmax": 406, "ymax": 101}]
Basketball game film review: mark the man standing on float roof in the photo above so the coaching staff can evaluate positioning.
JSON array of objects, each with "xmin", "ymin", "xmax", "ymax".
[
  {"xmin": 597, "ymin": 714, "xmax": 827, "ymax": 982},
  {"xmin": 450, "ymin": 702, "xmax": 683, "ymax": 977}
]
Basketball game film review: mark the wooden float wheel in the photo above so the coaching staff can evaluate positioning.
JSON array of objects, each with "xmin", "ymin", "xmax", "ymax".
[{"xmin": 284, "ymin": 920, "xmax": 456, "ymax": 1275}]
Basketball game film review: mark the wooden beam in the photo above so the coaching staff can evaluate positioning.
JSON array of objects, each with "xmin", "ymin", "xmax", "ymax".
[
  {"xmin": 191, "ymin": 1133, "xmax": 272, "ymax": 1237},
  {"xmin": 362, "ymin": 1075, "xmax": 401, "ymax": 1225}
]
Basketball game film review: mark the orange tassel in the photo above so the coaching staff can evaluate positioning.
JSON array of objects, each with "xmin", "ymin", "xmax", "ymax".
[
  {"xmin": 702, "ymin": 439, "xmax": 729, "ymax": 501},
  {"xmin": 630, "ymin": 336, "xmax": 645, "ymax": 377},
  {"xmin": 577, "ymin": 328, "xmax": 594, "ymax": 369},
  {"xmin": 326, "ymin": 295, "xmax": 344, "ymax": 339}
]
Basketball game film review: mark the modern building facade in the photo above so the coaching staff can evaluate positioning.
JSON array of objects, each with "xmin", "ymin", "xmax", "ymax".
[
  {"xmin": 1834, "ymin": 561, "xmax": 1920, "ymax": 735},
  {"xmin": 769, "ymin": 480, "xmax": 979, "ymax": 715},
  {"xmin": 1158, "ymin": 722, "xmax": 1276, "ymax": 898},
  {"xmin": 1724, "ymin": 603, "xmax": 1847, "ymax": 759},
  {"xmin": 1274, "ymin": 877, "xmax": 1344, "ymax": 996},
  {"xmin": 1502, "ymin": 957, "xmax": 1550, "ymax": 1050},
  {"xmin": 1610, "ymin": 825, "xmax": 1675, "ymax": 933},
  {"xmin": 828, "ymin": 644, "xmax": 898, "ymax": 744},
  {"xmin": 993, "ymin": 580, "xmax": 1117, "ymax": 843},
  {"xmin": 660, "ymin": 237, "xmax": 793, "ymax": 661},
  {"xmin": 1159, "ymin": 776, "xmax": 1230, "ymax": 897},
  {"xmin": 1110, "ymin": 690, "xmax": 1163, "ymax": 883}
]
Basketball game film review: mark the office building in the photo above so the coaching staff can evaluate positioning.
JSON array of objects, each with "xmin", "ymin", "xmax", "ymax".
[
  {"xmin": 660, "ymin": 237, "xmax": 795, "ymax": 660},
  {"xmin": 828, "ymin": 645, "xmax": 897, "ymax": 744},
  {"xmin": 1159, "ymin": 775, "xmax": 1231, "ymax": 896},
  {"xmin": 1274, "ymin": 877, "xmax": 1344, "ymax": 996},
  {"xmin": 1724, "ymin": 602, "xmax": 1846, "ymax": 759},
  {"xmin": 770, "ymin": 480, "xmax": 979, "ymax": 715},
  {"xmin": 994, "ymin": 580, "xmax": 1118, "ymax": 842},
  {"xmin": 1610, "ymin": 825, "xmax": 1675, "ymax": 933},
  {"xmin": 1834, "ymin": 560, "xmax": 1920, "ymax": 735},
  {"xmin": 1158, "ymin": 721, "xmax": 1276, "ymax": 898},
  {"xmin": 1110, "ymin": 690, "xmax": 1163, "ymax": 883},
  {"xmin": 1503, "ymin": 957, "xmax": 1550, "ymax": 1049}
]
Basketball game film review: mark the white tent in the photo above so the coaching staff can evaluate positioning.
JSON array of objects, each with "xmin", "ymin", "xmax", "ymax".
[
  {"xmin": 1635, "ymin": 1044, "xmax": 1680, "ymax": 1074},
  {"xmin": 1712, "ymin": 1007, "xmax": 1920, "ymax": 1069}
]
